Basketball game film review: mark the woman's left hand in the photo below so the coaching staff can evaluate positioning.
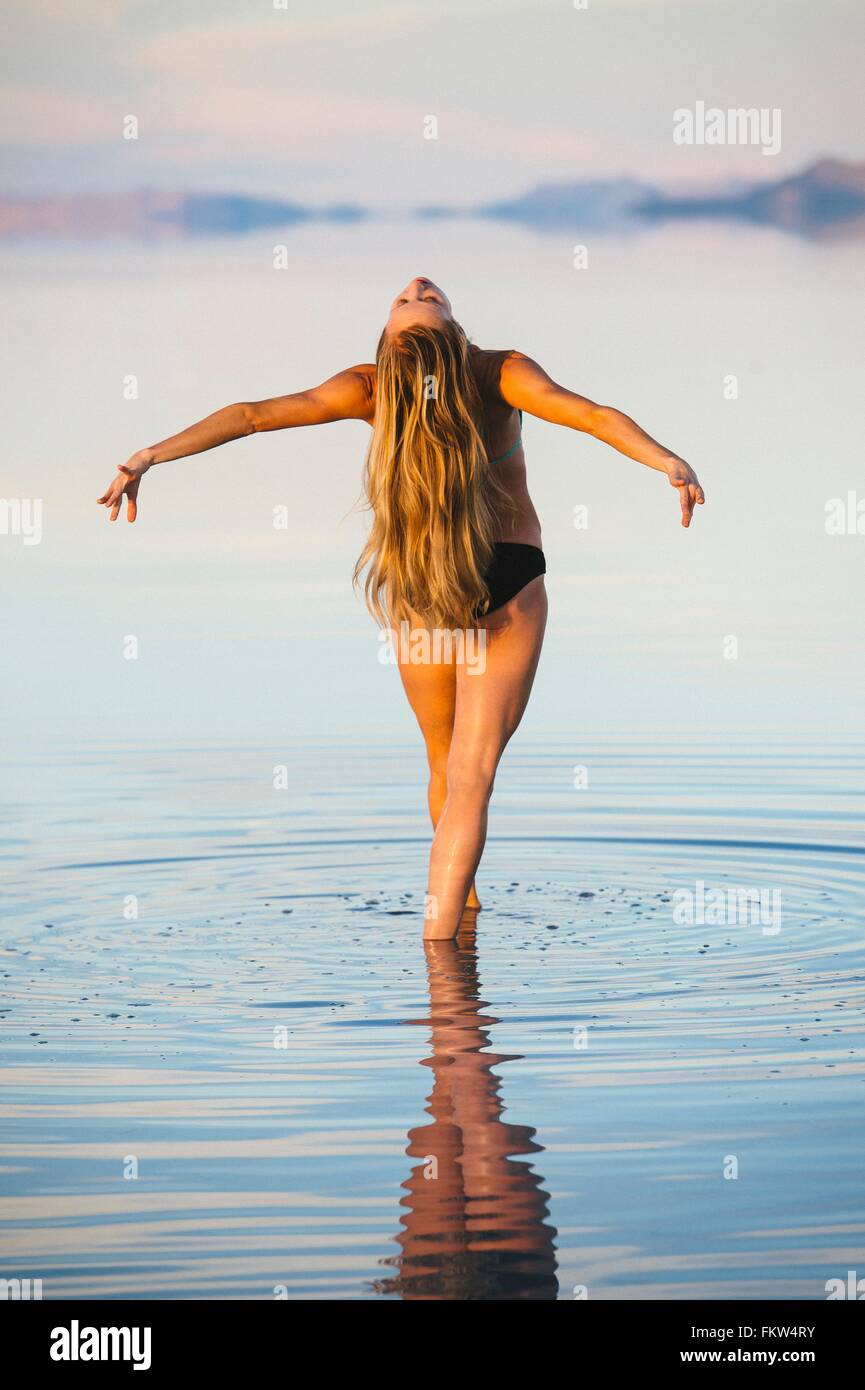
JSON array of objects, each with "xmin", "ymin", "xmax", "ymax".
[{"xmin": 666, "ymin": 459, "xmax": 705, "ymax": 528}]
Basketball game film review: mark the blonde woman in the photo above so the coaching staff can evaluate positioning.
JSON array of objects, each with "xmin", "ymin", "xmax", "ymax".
[{"xmin": 98, "ymin": 276, "xmax": 705, "ymax": 940}]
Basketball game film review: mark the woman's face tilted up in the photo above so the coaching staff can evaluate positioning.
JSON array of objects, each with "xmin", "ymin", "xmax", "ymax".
[{"xmin": 386, "ymin": 277, "xmax": 453, "ymax": 335}]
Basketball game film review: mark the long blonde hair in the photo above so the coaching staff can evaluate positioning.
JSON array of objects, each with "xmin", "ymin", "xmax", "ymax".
[{"xmin": 354, "ymin": 318, "xmax": 504, "ymax": 628}]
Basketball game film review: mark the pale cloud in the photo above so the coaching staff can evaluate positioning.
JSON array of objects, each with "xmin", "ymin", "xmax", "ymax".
[
  {"xmin": 121, "ymin": 80, "xmax": 623, "ymax": 177},
  {"xmin": 136, "ymin": 82, "xmax": 419, "ymax": 145},
  {"xmin": 121, "ymin": 12, "xmax": 622, "ymax": 170},
  {"xmin": 128, "ymin": 10, "xmax": 427, "ymax": 75},
  {"xmin": 3, "ymin": 0, "xmax": 136, "ymax": 26},
  {"xmin": 1, "ymin": 0, "xmax": 858, "ymax": 197},
  {"xmin": 0, "ymin": 85, "xmax": 118, "ymax": 145},
  {"xmin": 0, "ymin": 63, "xmax": 620, "ymax": 170}
]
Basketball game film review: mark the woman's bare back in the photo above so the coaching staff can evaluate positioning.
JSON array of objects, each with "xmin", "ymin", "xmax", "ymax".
[{"xmin": 361, "ymin": 345, "xmax": 543, "ymax": 548}]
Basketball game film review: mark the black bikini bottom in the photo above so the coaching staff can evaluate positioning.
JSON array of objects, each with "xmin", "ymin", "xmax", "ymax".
[{"xmin": 480, "ymin": 542, "xmax": 546, "ymax": 617}]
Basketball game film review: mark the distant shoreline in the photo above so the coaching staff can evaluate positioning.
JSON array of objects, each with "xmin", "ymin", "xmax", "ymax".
[{"xmin": 2, "ymin": 158, "xmax": 864, "ymax": 241}]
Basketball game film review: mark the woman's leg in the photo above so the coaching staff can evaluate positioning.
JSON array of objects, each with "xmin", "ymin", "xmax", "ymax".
[
  {"xmin": 396, "ymin": 613, "xmax": 482, "ymax": 910},
  {"xmin": 423, "ymin": 577, "xmax": 547, "ymax": 940}
]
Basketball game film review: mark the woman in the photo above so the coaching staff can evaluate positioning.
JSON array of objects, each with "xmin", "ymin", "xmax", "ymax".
[{"xmin": 97, "ymin": 275, "xmax": 704, "ymax": 940}]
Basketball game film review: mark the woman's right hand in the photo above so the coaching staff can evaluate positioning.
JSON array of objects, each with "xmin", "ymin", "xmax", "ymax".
[{"xmin": 97, "ymin": 451, "xmax": 152, "ymax": 522}]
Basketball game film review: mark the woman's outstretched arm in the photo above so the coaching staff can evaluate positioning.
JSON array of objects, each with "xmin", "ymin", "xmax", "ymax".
[
  {"xmin": 499, "ymin": 351, "xmax": 705, "ymax": 527},
  {"xmin": 97, "ymin": 363, "xmax": 374, "ymax": 522}
]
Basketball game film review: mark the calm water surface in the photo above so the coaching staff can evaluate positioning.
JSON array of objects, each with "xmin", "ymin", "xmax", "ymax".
[{"xmin": 1, "ymin": 738, "xmax": 863, "ymax": 1299}]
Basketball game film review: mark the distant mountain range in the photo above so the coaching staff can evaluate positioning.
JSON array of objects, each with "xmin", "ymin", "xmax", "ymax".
[
  {"xmin": 452, "ymin": 160, "xmax": 865, "ymax": 239},
  {"xmin": 635, "ymin": 160, "xmax": 865, "ymax": 239},
  {"xmin": 418, "ymin": 178, "xmax": 655, "ymax": 231},
  {"xmin": 2, "ymin": 159, "xmax": 864, "ymax": 241},
  {"xmin": 0, "ymin": 188, "xmax": 366, "ymax": 239}
]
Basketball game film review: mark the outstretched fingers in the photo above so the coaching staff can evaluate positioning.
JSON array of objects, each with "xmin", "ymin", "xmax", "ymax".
[
  {"xmin": 673, "ymin": 478, "xmax": 705, "ymax": 528},
  {"xmin": 97, "ymin": 471, "xmax": 140, "ymax": 522}
]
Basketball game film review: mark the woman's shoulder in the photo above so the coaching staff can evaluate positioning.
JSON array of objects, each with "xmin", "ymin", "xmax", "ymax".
[
  {"xmin": 348, "ymin": 362, "xmax": 377, "ymax": 419},
  {"xmin": 468, "ymin": 344, "xmax": 519, "ymax": 402},
  {"xmin": 469, "ymin": 343, "xmax": 518, "ymax": 368}
]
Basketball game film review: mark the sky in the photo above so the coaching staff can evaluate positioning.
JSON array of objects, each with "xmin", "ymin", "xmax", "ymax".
[{"xmin": 1, "ymin": 0, "xmax": 864, "ymax": 204}]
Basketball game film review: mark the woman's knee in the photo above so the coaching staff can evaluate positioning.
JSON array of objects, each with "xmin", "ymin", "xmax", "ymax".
[{"xmin": 445, "ymin": 749, "xmax": 499, "ymax": 803}]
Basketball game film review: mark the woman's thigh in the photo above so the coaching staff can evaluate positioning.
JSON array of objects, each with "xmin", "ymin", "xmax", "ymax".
[
  {"xmin": 450, "ymin": 577, "xmax": 548, "ymax": 779},
  {"xmin": 394, "ymin": 608, "xmax": 458, "ymax": 752}
]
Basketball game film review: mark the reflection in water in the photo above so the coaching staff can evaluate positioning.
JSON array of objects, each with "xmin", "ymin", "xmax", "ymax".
[{"xmin": 375, "ymin": 919, "xmax": 558, "ymax": 1299}]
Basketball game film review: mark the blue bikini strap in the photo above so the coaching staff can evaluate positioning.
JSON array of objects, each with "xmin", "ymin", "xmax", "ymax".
[{"xmin": 489, "ymin": 410, "xmax": 523, "ymax": 466}]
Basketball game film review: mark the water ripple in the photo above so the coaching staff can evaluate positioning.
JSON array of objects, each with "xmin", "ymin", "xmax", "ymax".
[{"xmin": 1, "ymin": 740, "xmax": 863, "ymax": 1298}]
